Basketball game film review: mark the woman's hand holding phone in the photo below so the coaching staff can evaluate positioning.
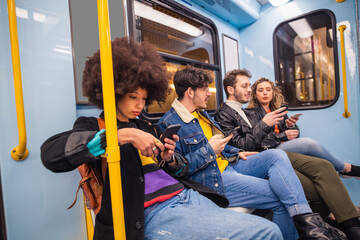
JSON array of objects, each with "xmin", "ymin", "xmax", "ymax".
[
  {"xmin": 118, "ymin": 128, "xmax": 165, "ymax": 157},
  {"xmin": 158, "ymin": 124, "xmax": 181, "ymax": 164},
  {"xmin": 286, "ymin": 113, "xmax": 302, "ymax": 128},
  {"xmin": 160, "ymin": 124, "xmax": 181, "ymax": 143},
  {"xmin": 292, "ymin": 113, "xmax": 303, "ymax": 119},
  {"xmin": 285, "ymin": 129, "xmax": 299, "ymax": 140},
  {"xmin": 160, "ymin": 134, "xmax": 179, "ymax": 163}
]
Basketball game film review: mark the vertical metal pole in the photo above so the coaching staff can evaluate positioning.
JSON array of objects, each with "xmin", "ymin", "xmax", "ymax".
[
  {"xmin": 97, "ymin": 0, "xmax": 126, "ymax": 239},
  {"xmin": 84, "ymin": 198, "xmax": 94, "ymax": 240}
]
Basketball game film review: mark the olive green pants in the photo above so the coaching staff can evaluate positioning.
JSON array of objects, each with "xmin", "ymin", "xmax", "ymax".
[{"xmin": 286, "ymin": 152, "xmax": 359, "ymax": 223}]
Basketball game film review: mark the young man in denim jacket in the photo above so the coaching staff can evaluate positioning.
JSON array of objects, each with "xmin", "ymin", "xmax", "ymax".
[{"xmin": 158, "ymin": 67, "xmax": 342, "ymax": 240}]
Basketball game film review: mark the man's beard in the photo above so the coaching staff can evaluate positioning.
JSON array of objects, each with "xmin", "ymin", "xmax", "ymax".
[{"xmin": 235, "ymin": 93, "xmax": 248, "ymax": 104}]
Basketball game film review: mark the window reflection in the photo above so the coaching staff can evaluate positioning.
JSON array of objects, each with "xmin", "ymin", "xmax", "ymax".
[
  {"xmin": 274, "ymin": 11, "xmax": 338, "ymax": 108},
  {"xmin": 134, "ymin": 0, "xmax": 214, "ymax": 64},
  {"xmin": 146, "ymin": 62, "xmax": 217, "ymax": 113},
  {"xmin": 132, "ymin": 0, "xmax": 220, "ymax": 115}
]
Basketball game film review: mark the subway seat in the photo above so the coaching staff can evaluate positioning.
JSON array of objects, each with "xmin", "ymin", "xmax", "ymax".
[{"xmin": 227, "ymin": 207, "xmax": 255, "ymax": 213}]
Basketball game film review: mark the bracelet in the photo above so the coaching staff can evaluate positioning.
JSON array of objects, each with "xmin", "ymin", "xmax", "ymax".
[
  {"xmin": 158, "ymin": 155, "xmax": 175, "ymax": 167},
  {"xmin": 165, "ymin": 155, "xmax": 175, "ymax": 164}
]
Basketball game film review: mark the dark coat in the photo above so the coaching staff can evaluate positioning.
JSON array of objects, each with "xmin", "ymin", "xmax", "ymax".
[
  {"xmin": 214, "ymin": 103, "xmax": 272, "ymax": 151},
  {"xmin": 249, "ymin": 106, "xmax": 300, "ymax": 149},
  {"xmin": 41, "ymin": 114, "xmax": 229, "ymax": 240}
]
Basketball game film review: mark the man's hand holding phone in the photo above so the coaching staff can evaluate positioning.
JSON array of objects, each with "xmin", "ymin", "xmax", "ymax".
[
  {"xmin": 208, "ymin": 127, "xmax": 240, "ymax": 154},
  {"xmin": 223, "ymin": 126, "xmax": 240, "ymax": 138},
  {"xmin": 262, "ymin": 106, "xmax": 288, "ymax": 127},
  {"xmin": 209, "ymin": 134, "xmax": 232, "ymax": 155}
]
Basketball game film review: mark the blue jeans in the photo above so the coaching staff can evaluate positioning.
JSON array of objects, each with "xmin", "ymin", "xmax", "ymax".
[
  {"xmin": 144, "ymin": 188, "xmax": 283, "ymax": 240},
  {"xmin": 222, "ymin": 149, "xmax": 312, "ymax": 240},
  {"xmin": 276, "ymin": 137, "xmax": 345, "ymax": 171}
]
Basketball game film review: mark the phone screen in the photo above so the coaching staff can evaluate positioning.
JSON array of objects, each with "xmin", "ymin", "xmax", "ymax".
[
  {"xmin": 160, "ymin": 124, "xmax": 181, "ymax": 143},
  {"xmin": 223, "ymin": 126, "xmax": 240, "ymax": 138},
  {"xmin": 280, "ymin": 105, "xmax": 288, "ymax": 113},
  {"xmin": 292, "ymin": 113, "xmax": 303, "ymax": 118}
]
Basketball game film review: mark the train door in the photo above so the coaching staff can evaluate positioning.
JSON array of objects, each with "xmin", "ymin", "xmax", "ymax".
[{"xmin": 0, "ymin": 0, "xmax": 85, "ymax": 239}]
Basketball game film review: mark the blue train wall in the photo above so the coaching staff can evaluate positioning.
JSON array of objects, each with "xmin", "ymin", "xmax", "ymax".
[
  {"xmin": 0, "ymin": 0, "xmax": 359, "ymax": 239},
  {"xmin": 0, "ymin": 0, "xmax": 85, "ymax": 239}
]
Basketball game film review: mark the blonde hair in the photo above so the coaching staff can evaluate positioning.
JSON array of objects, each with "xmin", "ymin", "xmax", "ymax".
[{"xmin": 248, "ymin": 77, "xmax": 286, "ymax": 110}]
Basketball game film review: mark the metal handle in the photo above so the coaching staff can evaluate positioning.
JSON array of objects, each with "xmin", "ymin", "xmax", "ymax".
[
  {"xmin": 97, "ymin": 0, "xmax": 126, "ymax": 239},
  {"xmin": 338, "ymin": 25, "xmax": 351, "ymax": 118},
  {"xmin": 7, "ymin": 0, "xmax": 29, "ymax": 160}
]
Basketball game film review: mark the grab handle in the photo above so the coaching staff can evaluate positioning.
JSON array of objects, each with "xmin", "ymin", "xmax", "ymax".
[
  {"xmin": 338, "ymin": 25, "xmax": 351, "ymax": 118},
  {"xmin": 7, "ymin": 0, "xmax": 29, "ymax": 160}
]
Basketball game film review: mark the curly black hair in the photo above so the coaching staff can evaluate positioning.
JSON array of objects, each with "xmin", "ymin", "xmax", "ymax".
[
  {"xmin": 82, "ymin": 37, "xmax": 171, "ymax": 109},
  {"xmin": 173, "ymin": 67, "xmax": 213, "ymax": 100}
]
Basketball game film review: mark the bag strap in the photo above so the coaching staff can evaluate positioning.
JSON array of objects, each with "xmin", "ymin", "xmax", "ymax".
[
  {"xmin": 97, "ymin": 118, "xmax": 108, "ymax": 183},
  {"xmin": 68, "ymin": 175, "xmax": 91, "ymax": 209}
]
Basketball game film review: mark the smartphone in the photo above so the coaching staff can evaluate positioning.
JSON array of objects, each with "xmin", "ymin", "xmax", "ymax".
[
  {"xmin": 279, "ymin": 104, "xmax": 288, "ymax": 113},
  {"xmin": 223, "ymin": 126, "xmax": 240, "ymax": 138},
  {"xmin": 160, "ymin": 124, "xmax": 181, "ymax": 143},
  {"xmin": 292, "ymin": 113, "xmax": 303, "ymax": 118}
]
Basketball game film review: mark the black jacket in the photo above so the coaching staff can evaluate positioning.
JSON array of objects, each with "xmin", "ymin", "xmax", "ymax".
[
  {"xmin": 41, "ymin": 114, "xmax": 229, "ymax": 240},
  {"xmin": 214, "ymin": 103, "xmax": 272, "ymax": 151},
  {"xmin": 249, "ymin": 106, "xmax": 300, "ymax": 149}
]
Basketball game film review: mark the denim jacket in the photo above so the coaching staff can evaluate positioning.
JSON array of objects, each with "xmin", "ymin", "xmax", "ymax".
[{"xmin": 157, "ymin": 99, "xmax": 240, "ymax": 195}]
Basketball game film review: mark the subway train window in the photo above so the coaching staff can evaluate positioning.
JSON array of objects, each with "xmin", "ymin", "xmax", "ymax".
[
  {"xmin": 273, "ymin": 10, "xmax": 339, "ymax": 109},
  {"xmin": 129, "ymin": 0, "xmax": 221, "ymax": 116},
  {"xmin": 145, "ymin": 62, "xmax": 217, "ymax": 114}
]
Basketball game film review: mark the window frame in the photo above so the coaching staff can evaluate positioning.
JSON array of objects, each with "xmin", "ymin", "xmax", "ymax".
[
  {"xmin": 127, "ymin": 0, "xmax": 222, "ymax": 122},
  {"xmin": 273, "ymin": 9, "xmax": 340, "ymax": 110},
  {"xmin": 222, "ymin": 34, "xmax": 240, "ymax": 73}
]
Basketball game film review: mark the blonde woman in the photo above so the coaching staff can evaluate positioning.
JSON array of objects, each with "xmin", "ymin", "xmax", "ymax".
[{"xmin": 248, "ymin": 77, "xmax": 360, "ymax": 179}]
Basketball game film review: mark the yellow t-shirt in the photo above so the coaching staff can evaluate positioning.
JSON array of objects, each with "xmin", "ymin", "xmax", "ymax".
[{"xmin": 191, "ymin": 111, "xmax": 228, "ymax": 173}]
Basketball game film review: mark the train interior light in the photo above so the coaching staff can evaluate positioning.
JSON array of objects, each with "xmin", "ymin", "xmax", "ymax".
[
  {"xmin": 268, "ymin": 0, "xmax": 291, "ymax": 7},
  {"xmin": 134, "ymin": 1, "xmax": 203, "ymax": 37}
]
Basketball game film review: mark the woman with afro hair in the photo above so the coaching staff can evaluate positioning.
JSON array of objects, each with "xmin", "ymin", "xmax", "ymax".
[{"xmin": 40, "ymin": 37, "xmax": 281, "ymax": 240}]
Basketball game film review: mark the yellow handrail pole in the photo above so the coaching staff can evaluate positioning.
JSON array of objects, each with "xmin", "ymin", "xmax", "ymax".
[
  {"xmin": 7, "ymin": 0, "xmax": 29, "ymax": 161},
  {"xmin": 97, "ymin": 0, "xmax": 126, "ymax": 239},
  {"xmin": 338, "ymin": 25, "xmax": 351, "ymax": 118},
  {"xmin": 84, "ymin": 196, "xmax": 94, "ymax": 240}
]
